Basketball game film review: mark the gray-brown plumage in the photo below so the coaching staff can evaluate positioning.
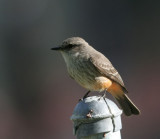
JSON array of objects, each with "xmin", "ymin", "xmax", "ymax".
[
  {"xmin": 89, "ymin": 51, "xmax": 126, "ymax": 89},
  {"xmin": 51, "ymin": 37, "xmax": 140, "ymax": 116}
]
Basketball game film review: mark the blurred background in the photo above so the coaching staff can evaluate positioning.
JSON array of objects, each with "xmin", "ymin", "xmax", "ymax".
[{"xmin": 0, "ymin": 0, "xmax": 160, "ymax": 138}]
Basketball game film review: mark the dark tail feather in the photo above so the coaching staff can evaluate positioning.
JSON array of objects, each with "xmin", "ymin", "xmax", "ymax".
[{"xmin": 115, "ymin": 94, "xmax": 140, "ymax": 116}]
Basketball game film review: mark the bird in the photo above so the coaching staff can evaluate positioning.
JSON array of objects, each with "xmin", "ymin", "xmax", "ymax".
[{"xmin": 51, "ymin": 37, "xmax": 140, "ymax": 116}]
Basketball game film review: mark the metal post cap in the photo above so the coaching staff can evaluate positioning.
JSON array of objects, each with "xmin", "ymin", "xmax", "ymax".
[{"xmin": 71, "ymin": 96, "xmax": 122, "ymax": 139}]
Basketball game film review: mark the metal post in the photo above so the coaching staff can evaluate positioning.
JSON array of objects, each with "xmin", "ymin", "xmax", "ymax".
[{"xmin": 71, "ymin": 96, "xmax": 122, "ymax": 139}]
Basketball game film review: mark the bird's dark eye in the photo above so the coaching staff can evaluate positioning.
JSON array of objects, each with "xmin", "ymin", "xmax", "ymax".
[{"xmin": 67, "ymin": 44, "xmax": 76, "ymax": 49}]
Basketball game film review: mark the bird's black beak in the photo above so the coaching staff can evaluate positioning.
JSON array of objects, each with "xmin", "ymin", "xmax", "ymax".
[{"xmin": 51, "ymin": 45, "xmax": 62, "ymax": 51}]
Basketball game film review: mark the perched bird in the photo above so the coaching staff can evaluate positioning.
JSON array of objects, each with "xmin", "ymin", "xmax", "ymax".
[{"xmin": 51, "ymin": 37, "xmax": 140, "ymax": 116}]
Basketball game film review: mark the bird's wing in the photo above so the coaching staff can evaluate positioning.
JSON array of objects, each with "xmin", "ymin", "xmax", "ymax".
[{"xmin": 90, "ymin": 51, "xmax": 128, "ymax": 92}]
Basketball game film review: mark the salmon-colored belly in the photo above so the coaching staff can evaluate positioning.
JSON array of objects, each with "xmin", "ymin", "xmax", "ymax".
[
  {"xmin": 80, "ymin": 76, "xmax": 123, "ymax": 95},
  {"xmin": 80, "ymin": 76, "xmax": 113, "ymax": 92}
]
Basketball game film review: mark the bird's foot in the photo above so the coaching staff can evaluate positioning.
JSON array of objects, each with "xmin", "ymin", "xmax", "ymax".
[
  {"xmin": 83, "ymin": 90, "xmax": 90, "ymax": 99},
  {"xmin": 98, "ymin": 91, "xmax": 106, "ymax": 101},
  {"xmin": 78, "ymin": 90, "xmax": 91, "ymax": 102}
]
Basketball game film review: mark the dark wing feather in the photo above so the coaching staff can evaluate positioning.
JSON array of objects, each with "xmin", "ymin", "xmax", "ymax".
[{"xmin": 90, "ymin": 51, "xmax": 128, "ymax": 92}]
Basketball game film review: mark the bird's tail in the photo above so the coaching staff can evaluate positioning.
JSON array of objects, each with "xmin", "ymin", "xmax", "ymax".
[
  {"xmin": 115, "ymin": 93, "xmax": 140, "ymax": 116},
  {"xmin": 107, "ymin": 82, "xmax": 140, "ymax": 116}
]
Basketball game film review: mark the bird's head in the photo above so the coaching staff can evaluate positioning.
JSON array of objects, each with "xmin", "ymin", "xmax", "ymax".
[{"xmin": 51, "ymin": 37, "xmax": 89, "ymax": 54}]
